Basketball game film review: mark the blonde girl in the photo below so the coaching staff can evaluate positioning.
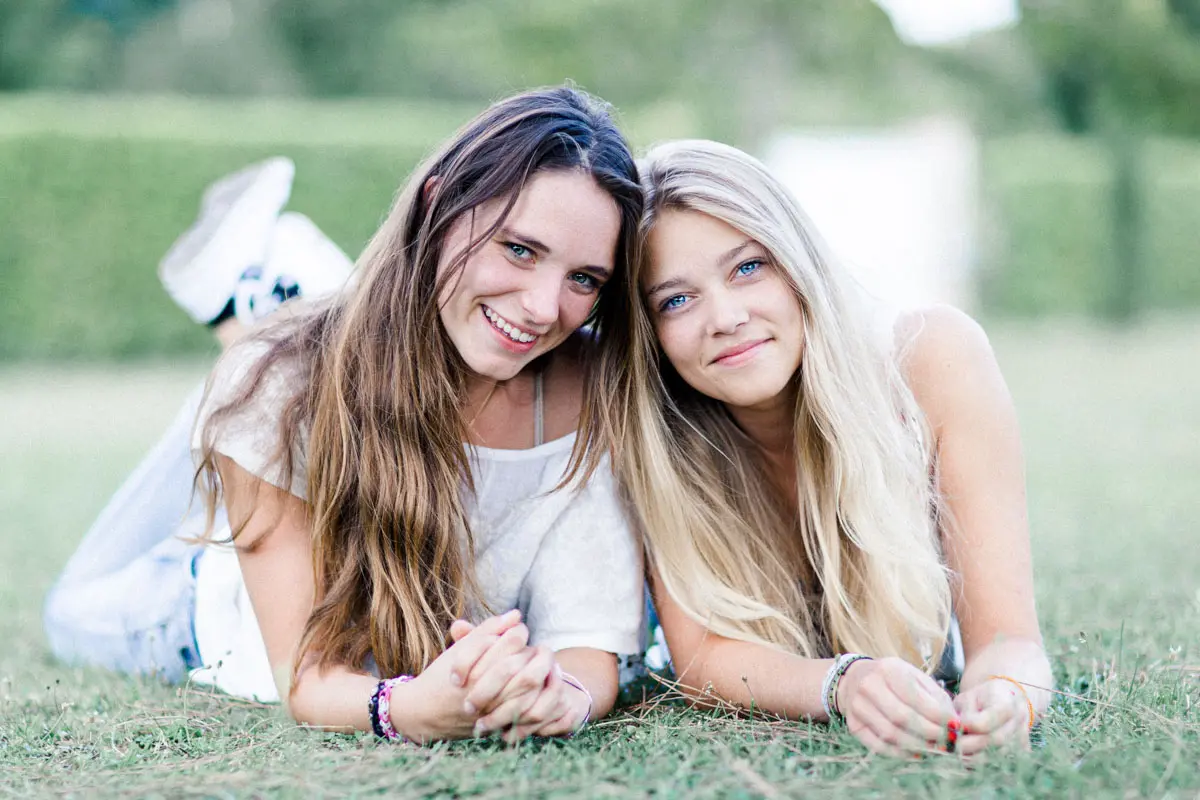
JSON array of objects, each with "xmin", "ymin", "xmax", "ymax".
[{"xmin": 601, "ymin": 139, "xmax": 1051, "ymax": 756}]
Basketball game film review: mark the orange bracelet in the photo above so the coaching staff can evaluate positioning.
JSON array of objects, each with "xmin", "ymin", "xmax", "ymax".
[{"xmin": 988, "ymin": 675, "xmax": 1036, "ymax": 729}]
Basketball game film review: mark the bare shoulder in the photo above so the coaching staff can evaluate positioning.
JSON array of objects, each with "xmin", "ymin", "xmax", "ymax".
[
  {"xmin": 893, "ymin": 305, "xmax": 991, "ymax": 369},
  {"xmin": 892, "ymin": 305, "xmax": 1008, "ymax": 433}
]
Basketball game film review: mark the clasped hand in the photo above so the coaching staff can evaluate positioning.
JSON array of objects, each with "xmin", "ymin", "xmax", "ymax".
[{"xmin": 406, "ymin": 609, "xmax": 587, "ymax": 744}]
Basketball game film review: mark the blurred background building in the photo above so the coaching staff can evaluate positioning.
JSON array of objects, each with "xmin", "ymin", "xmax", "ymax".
[{"xmin": 2, "ymin": 0, "xmax": 1198, "ymax": 359}]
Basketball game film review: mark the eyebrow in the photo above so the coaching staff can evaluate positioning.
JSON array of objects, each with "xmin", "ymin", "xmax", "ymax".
[
  {"xmin": 644, "ymin": 238, "xmax": 755, "ymax": 298},
  {"xmin": 497, "ymin": 225, "xmax": 612, "ymax": 280}
]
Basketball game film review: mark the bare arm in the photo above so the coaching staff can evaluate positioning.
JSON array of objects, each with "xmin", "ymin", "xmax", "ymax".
[
  {"xmin": 652, "ymin": 568, "xmax": 833, "ymax": 718},
  {"xmin": 900, "ymin": 306, "xmax": 1052, "ymax": 749},
  {"xmin": 217, "ymin": 454, "xmax": 374, "ymax": 730},
  {"xmin": 653, "ymin": 567, "xmax": 959, "ymax": 755},
  {"xmin": 555, "ymin": 647, "xmax": 618, "ymax": 718},
  {"xmin": 218, "ymin": 456, "xmax": 525, "ymax": 742}
]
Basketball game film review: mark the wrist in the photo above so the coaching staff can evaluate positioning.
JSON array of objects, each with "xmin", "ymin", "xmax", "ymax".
[
  {"xmin": 985, "ymin": 674, "xmax": 1037, "ymax": 729},
  {"xmin": 830, "ymin": 655, "xmax": 871, "ymax": 721},
  {"xmin": 559, "ymin": 671, "xmax": 594, "ymax": 732},
  {"xmin": 384, "ymin": 674, "xmax": 436, "ymax": 744}
]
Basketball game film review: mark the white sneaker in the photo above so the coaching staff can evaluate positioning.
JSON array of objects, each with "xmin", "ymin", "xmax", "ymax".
[
  {"xmin": 231, "ymin": 212, "xmax": 355, "ymax": 325},
  {"xmin": 158, "ymin": 157, "xmax": 296, "ymax": 323}
]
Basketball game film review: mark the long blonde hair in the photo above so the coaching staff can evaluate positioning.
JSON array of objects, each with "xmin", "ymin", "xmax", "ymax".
[
  {"xmin": 194, "ymin": 87, "xmax": 643, "ymax": 686},
  {"xmin": 601, "ymin": 140, "xmax": 951, "ymax": 667}
]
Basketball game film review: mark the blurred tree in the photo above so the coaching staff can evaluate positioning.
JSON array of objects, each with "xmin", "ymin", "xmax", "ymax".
[
  {"xmin": 0, "ymin": 0, "xmax": 180, "ymax": 91},
  {"xmin": 2, "ymin": 0, "xmax": 939, "ymax": 139},
  {"xmin": 263, "ymin": 0, "xmax": 925, "ymax": 145},
  {"xmin": 0, "ymin": 1, "xmax": 79, "ymax": 89},
  {"xmin": 72, "ymin": 0, "xmax": 177, "ymax": 35},
  {"xmin": 118, "ymin": 0, "xmax": 301, "ymax": 95},
  {"xmin": 1020, "ymin": 0, "xmax": 1200, "ymax": 320},
  {"xmin": 1025, "ymin": 0, "xmax": 1200, "ymax": 136},
  {"xmin": 1167, "ymin": 0, "xmax": 1200, "ymax": 33}
]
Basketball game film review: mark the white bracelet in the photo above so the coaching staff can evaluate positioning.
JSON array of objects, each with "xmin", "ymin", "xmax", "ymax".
[{"xmin": 820, "ymin": 653, "xmax": 872, "ymax": 722}]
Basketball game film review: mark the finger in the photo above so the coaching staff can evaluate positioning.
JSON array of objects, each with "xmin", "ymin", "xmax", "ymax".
[
  {"xmin": 959, "ymin": 687, "xmax": 1020, "ymax": 736},
  {"xmin": 958, "ymin": 709, "xmax": 1028, "ymax": 756},
  {"xmin": 478, "ymin": 686, "xmax": 548, "ymax": 735},
  {"xmin": 453, "ymin": 621, "xmax": 528, "ymax": 690},
  {"xmin": 446, "ymin": 611, "xmax": 522, "ymax": 685},
  {"xmin": 502, "ymin": 720, "xmax": 543, "ymax": 745},
  {"xmin": 471, "ymin": 609, "xmax": 522, "ymax": 636},
  {"xmin": 849, "ymin": 690, "xmax": 940, "ymax": 753},
  {"xmin": 491, "ymin": 646, "xmax": 554, "ymax": 708},
  {"xmin": 476, "ymin": 689, "xmax": 540, "ymax": 735},
  {"xmin": 447, "ymin": 632, "xmax": 502, "ymax": 688},
  {"xmin": 530, "ymin": 711, "xmax": 574, "ymax": 739},
  {"xmin": 849, "ymin": 721, "xmax": 903, "ymax": 757},
  {"xmin": 465, "ymin": 624, "xmax": 531, "ymax": 689},
  {"xmin": 858, "ymin": 678, "xmax": 947, "ymax": 744},
  {"xmin": 846, "ymin": 699, "xmax": 929, "ymax": 756},
  {"xmin": 881, "ymin": 667, "xmax": 957, "ymax": 734},
  {"xmin": 464, "ymin": 649, "xmax": 536, "ymax": 715},
  {"xmin": 449, "ymin": 619, "xmax": 474, "ymax": 643},
  {"xmin": 503, "ymin": 666, "xmax": 565, "ymax": 730},
  {"xmin": 476, "ymin": 652, "xmax": 555, "ymax": 727}
]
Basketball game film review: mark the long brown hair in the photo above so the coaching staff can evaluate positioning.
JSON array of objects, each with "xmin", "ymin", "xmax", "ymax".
[{"xmin": 195, "ymin": 87, "xmax": 643, "ymax": 686}]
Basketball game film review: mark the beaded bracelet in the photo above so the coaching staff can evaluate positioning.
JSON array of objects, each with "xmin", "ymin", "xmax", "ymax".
[
  {"xmin": 559, "ymin": 671, "xmax": 594, "ymax": 733},
  {"xmin": 369, "ymin": 675, "xmax": 415, "ymax": 742},
  {"xmin": 821, "ymin": 653, "xmax": 873, "ymax": 723},
  {"xmin": 988, "ymin": 674, "xmax": 1036, "ymax": 729}
]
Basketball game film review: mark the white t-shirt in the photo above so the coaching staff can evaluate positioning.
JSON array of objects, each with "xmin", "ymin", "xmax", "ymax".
[{"xmin": 188, "ymin": 342, "xmax": 645, "ymax": 702}]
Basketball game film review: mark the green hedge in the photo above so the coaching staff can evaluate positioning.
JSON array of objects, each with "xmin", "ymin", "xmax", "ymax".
[
  {"xmin": 980, "ymin": 134, "xmax": 1200, "ymax": 315},
  {"xmin": 0, "ymin": 137, "xmax": 438, "ymax": 359},
  {"xmin": 2, "ymin": 94, "xmax": 1199, "ymax": 360},
  {"xmin": 0, "ymin": 96, "xmax": 476, "ymax": 359}
]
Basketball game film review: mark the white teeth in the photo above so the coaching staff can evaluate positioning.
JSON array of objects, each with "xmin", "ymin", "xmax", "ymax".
[{"xmin": 484, "ymin": 307, "xmax": 537, "ymax": 344}]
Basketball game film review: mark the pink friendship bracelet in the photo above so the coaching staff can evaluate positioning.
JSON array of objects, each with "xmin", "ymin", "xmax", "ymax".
[{"xmin": 371, "ymin": 675, "xmax": 415, "ymax": 742}]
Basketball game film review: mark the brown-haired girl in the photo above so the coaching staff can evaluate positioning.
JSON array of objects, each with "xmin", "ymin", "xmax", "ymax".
[{"xmin": 45, "ymin": 87, "xmax": 646, "ymax": 744}]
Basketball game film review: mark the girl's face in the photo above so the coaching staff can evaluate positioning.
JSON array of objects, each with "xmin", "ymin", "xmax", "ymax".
[
  {"xmin": 438, "ymin": 169, "xmax": 622, "ymax": 381},
  {"xmin": 643, "ymin": 209, "xmax": 805, "ymax": 411}
]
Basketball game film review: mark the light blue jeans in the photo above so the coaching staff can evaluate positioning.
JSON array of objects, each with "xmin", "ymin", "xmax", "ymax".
[{"xmin": 43, "ymin": 383, "xmax": 217, "ymax": 682}]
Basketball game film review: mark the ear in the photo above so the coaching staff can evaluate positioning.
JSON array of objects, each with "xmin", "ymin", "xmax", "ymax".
[{"xmin": 423, "ymin": 175, "xmax": 442, "ymax": 207}]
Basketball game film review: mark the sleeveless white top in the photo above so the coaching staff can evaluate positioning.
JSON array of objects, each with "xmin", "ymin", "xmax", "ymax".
[{"xmin": 187, "ymin": 342, "xmax": 644, "ymax": 702}]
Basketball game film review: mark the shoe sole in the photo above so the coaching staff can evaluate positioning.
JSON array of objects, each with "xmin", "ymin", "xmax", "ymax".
[{"xmin": 158, "ymin": 157, "xmax": 296, "ymax": 323}]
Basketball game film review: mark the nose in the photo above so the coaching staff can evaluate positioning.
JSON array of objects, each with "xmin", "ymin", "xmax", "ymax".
[
  {"xmin": 707, "ymin": 288, "xmax": 749, "ymax": 336},
  {"xmin": 519, "ymin": 270, "xmax": 561, "ymax": 328}
]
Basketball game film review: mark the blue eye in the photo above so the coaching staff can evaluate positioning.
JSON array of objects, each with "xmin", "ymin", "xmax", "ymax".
[
  {"xmin": 506, "ymin": 243, "xmax": 533, "ymax": 260},
  {"xmin": 569, "ymin": 272, "xmax": 600, "ymax": 291},
  {"xmin": 737, "ymin": 259, "xmax": 764, "ymax": 277},
  {"xmin": 660, "ymin": 294, "xmax": 689, "ymax": 312}
]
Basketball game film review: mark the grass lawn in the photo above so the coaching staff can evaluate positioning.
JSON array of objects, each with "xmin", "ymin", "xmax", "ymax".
[{"xmin": 1, "ymin": 318, "xmax": 1198, "ymax": 798}]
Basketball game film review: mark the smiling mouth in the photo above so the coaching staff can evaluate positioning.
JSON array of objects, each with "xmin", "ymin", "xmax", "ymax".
[
  {"xmin": 713, "ymin": 338, "xmax": 770, "ymax": 364},
  {"xmin": 483, "ymin": 306, "xmax": 539, "ymax": 344}
]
